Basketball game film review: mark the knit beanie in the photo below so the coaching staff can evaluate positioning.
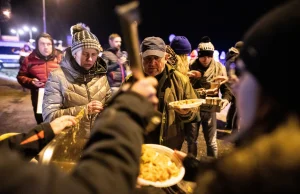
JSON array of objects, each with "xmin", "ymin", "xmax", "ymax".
[
  {"xmin": 239, "ymin": 0, "xmax": 300, "ymax": 112},
  {"xmin": 170, "ymin": 36, "xmax": 192, "ymax": 55},
  {"xmin": 198, "ymin": 36, "xmax": 214, "ymax": 57},
  {"xmin": 70, "ymin": 23, "xmax": 103, "ymax": 56}
]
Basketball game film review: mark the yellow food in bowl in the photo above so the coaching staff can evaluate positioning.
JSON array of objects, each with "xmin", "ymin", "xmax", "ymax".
[{"xmin": 139, "ymin": 145, "xmax": 180, "ymax": 182}]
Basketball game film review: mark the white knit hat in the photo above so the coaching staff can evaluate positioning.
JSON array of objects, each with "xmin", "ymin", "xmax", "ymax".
[{"xmin": 198, "ymin": 36, "xmax": 214, "ymax": 57}]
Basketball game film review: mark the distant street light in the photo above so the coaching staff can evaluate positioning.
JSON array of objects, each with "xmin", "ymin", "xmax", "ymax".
[
  {"xmin": 42, "ymin": 0, "xmax": 46, "ymax": 32},
  {"xmin": 23, "ymin": 26, "xmax": 38, "ymax": 39},
  {"xmin": 0, "ymin": 0, "xmax": 11, "ymax": 21},
  {"xmin": 18, "ymin": 29, "xmax": 24, "ymax": 35},
  {"xmin": 10, "ymin": 29, "xmax": 16, "ymax": 34},
  {"xmin": 2, "ymin": 9, "xmax": 11, "ymax": 18},
  {"xmin": 10, "ymin": 28, "xmax": 24, "ymax": 40}
]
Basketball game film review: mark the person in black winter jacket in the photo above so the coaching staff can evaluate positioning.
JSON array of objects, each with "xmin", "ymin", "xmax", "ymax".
[
  {"xmin": 0, "ymin": 115, "xmax": 76, "ymax": 160},
  {"xmin": 0, "ymin": 76, "xmax": 158, "ymax": 194},
  {"xmin": 102, "ymin": 33, "xmax": 129, "ymax": 94}
]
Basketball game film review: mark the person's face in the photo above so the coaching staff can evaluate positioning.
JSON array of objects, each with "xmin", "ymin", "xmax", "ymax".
[
  {"xmin": 74, "ymin": 48, "xmax": 99, "ymax": 70},
  {"xmin": 235, "ymin": 60, "xmax": 260, "ymax": 131},
  {"xmin": 142, "ymin": 54, "xmax": 167, "ymax": 76},
  {"xmin": 109, "ymin": 37, "xmax": 122, "ymax": 50},
  {"xmin": 199, "ymin": 56, "xmax": 212, "ymax": 67},
  {"xmin": 38, "ymin": 37, "xmax": 53, "ymax": 57}
]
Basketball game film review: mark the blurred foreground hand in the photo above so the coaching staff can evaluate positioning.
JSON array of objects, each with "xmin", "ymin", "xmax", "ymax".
[{"xmin": 50, "ymin": 115, "xmax": 77, "ymax": 135}]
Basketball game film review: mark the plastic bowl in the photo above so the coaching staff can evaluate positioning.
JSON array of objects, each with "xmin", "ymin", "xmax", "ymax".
[{"xmin": 138, "ymin": 144, "xmax": 185, "ymax": 188}]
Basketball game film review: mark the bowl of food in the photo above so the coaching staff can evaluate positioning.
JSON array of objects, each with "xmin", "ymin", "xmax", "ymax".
[
  {"xmin": 138, "ymin": 144, "xmax": 185, "ymax": 188},
  {"xmin": 169, "ymin": 99, "xmax": 205, "ymax": 109}
]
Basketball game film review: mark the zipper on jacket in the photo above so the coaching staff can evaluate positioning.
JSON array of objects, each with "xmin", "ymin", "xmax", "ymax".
[
  {"xmin": 84, "ymin": 74, "xmax": 93, "ymax": 127},
  {"xmin": 46, "ymin": 61, "xmax": 49, "ymax": 81}
]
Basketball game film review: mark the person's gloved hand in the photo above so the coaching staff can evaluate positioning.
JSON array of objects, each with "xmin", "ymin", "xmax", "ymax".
[{"xmin": 220, "ymin": 99, "xmax": 229, "ymax": 110}]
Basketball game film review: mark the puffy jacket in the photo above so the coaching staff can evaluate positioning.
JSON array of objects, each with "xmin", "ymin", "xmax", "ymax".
[
  {"xmin": 102, "ymin": 48, "xmax": 127, "ymax": 87},
  {"xmin": 0, "ymin": 123, "xmax": 55, "ymax": 160},
  {"xmin": 0, "ymin": 92, "xmax": 156, "ymax": 194},
  {"xmin": 17, "ymin": 50, "xmax": 59, "ymax": 89},
  {"xmin": 42, "ymin": 48, "xmax": 111, "ymax": 137}
]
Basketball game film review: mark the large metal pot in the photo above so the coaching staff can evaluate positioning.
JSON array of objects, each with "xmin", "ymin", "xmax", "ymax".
[{"xmin": 38, "ymin": 125, "xmax": 88, "ymax": 173}]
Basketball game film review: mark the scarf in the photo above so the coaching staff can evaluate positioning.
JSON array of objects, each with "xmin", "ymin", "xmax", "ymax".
[{"xmin": 203, "ymin": 59, "xmax": 224, "ymax": 81}]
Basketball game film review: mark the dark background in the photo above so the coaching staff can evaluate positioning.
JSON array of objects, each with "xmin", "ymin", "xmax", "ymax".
[{"xmin": 1, "ymin": 0, "xmax": 288, "ymax": 51}]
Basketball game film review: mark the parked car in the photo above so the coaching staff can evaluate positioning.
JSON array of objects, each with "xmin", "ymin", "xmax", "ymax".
[
  {"xmin": 0, "ymin": 59, "xmax": 3, "ymax": 70},
  {"xmin": 0, "ymin": 40, "xmax": 28, "ymax": 69}
]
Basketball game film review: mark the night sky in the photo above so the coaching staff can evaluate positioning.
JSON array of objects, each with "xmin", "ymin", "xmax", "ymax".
[{"xmin": 1, "ymin": 0, "xmax": 286, "ymax": 51}]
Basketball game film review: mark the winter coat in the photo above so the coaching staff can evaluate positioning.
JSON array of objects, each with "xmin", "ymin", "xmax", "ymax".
[
  {"xmin": 102, "ymin": 48, "xmax": 127, "ymax": 87},
  {"xmin": 17, "ymin": 50, "xmax": 60, "ymax": 110},
  {"xmin": 0, "ymin": 122, "xmax": 54, "ymax": 160},
  {"xmin": 42, "ymin": 48, "xmax": 111, "ymax": 137},
  {"xmin": 184, "ymin": 117, "xmax": 300, "ymax": 194},
  {"xmin": 225, "ymin": 48, "xmax": 239, "ymax": 75},
  {"xmin": 17, "ymin": 50, "xmax": 59, "ymax": 89},
  {"xmin": 0, "ymin": 92, "xmax": 156, "ymax": 194},
  {"xmin": 190, "ymin": 59, "xmax": 233, "ymax": 102},
  {"xmin": 126, "ymin": 64, "xmax": 199, "ymax": 149}
]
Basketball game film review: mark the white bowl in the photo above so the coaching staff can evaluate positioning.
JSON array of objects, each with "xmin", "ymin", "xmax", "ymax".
[
  {"xmin": 138, "ymin": 144, "xmax": 185, "ymax": 188},
  {"xmin": 169, "ymin": 99, "xmax": 205, "ymax": 109}
]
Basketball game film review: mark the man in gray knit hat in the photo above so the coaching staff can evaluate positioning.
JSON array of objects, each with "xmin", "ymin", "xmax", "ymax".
[{"xmin": 43, "ymin": 23, "xmax": 111, "ymax": 138}]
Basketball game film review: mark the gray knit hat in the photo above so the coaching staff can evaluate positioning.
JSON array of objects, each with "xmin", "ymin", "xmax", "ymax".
[{"xmin": 70, "ymin": 23, "xmax": 103, "ymax": 56}]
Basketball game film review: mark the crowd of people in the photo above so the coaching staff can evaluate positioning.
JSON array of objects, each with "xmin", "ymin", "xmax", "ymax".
[{"xmin": 1, "ymin": 0, "xmax": 300, "ymax": 193}]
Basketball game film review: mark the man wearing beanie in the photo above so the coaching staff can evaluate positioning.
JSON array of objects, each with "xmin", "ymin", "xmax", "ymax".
[
  {"xmin": 189, "ymin": 36, "xmax": 233, "ymax": 158},
  {"xmin": 17, "ymin": 33, "xmax": 60, "ymax": 124},
  {"xmin": 43, "ymin": 23, "xmax": 111, "ymax": 138},
  {"xmin": 126, "ymin": 36, "xmax": 199, "ymax": 150}
]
